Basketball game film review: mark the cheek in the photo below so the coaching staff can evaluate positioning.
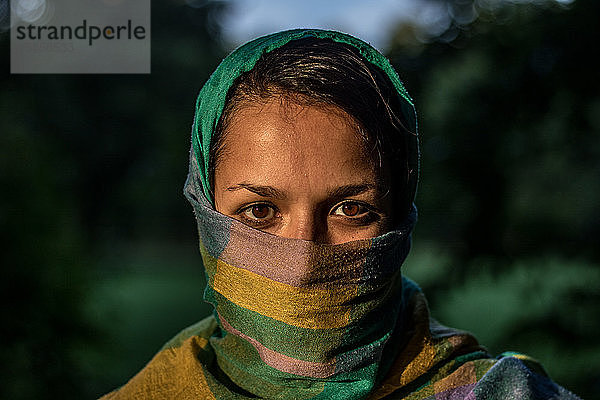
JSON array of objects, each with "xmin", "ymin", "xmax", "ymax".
[{"xmin": 327, "ymin": 221, "xmax": 388, "ymax": 244}]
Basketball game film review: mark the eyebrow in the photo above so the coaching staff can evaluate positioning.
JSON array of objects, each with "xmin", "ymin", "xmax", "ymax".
[
  {"xmin": 226, "ymin": 183, "xmax": 287, "ymax": 199},
  {"xmin": 327, "ymin": 184, "xmax": 377, "ymax": 199},
  {"xmin": 226, "ymin": 182, "xmax": 378, "ymax": 200}
]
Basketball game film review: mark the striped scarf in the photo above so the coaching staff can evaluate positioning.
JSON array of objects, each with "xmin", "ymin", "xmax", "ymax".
[
  {"xmin": 100, "ymin": 262, "xmax": 577, "ymax": 399},
  {"xmin": 186, "ymin": 190, "xmax": 416, "ymax": 398},
  {"xmin": 101, "ymin": 174, "xmax": 577, "ymax": 398}
]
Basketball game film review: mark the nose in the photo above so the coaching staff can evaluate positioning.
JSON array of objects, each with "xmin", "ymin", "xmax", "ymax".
[{"xmin": 281, "ymin": 211, "xmax": 329, "ymax": 243}]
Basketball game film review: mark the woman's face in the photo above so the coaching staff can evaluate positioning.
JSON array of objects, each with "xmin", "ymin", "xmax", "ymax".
[{"xmin": 214, "ymin": 97, "xmax": 392, "ymax": 244}]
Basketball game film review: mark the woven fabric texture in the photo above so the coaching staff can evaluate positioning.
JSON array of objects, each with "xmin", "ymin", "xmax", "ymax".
[{"xmin": 100, "ymin": 279, "xmax": 578, "ymax": 399}]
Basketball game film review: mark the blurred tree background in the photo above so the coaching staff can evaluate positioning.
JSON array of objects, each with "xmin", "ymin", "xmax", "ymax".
[
  {"xmin": 0, "ymin": 0, "xmax": 598, "ymax": 399},
  {"xmin": 391, "ymin": 1, "xmax": 600, "ymax": 398}
]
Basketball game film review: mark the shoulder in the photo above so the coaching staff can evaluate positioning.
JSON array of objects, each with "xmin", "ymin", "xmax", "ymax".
[
  {"xmin": 386, "ymin": 353, "xmax": 580, "ymax": 400},
  {"xmin": 469, "ymin": 354, "xmax": 581, "ymax": 400},
  {"xmin": 99, "ymin": 315, "xmax": 219, "ymax": 400},
  {"xmin": 160, "ymin": 314, "xmax": 218, "ymax": 351}
]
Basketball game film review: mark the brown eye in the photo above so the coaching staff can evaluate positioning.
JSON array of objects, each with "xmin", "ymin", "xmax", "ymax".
[
  {"xmin": 331, "ymin": 202, "xmax": 381, "ymax": 226},
  {"xmin": 251, "ymin": 204, "xmax": 270, "ymax": 219},
  {"xmin": 333, "ymin": 202, "xmax": 368, "ymax": 218},
  {"xmin": 241, "ymin": 203, "xmax": 276, "ymax": 222},
  {"xmin": 341, "ymin": 203, "xmax": 360, "ymax": 216}
]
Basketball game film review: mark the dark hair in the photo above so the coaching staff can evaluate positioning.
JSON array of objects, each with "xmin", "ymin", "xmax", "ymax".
[{"xmin": 210, "ymin": 37, "xmax": 413, "ymax": 220}]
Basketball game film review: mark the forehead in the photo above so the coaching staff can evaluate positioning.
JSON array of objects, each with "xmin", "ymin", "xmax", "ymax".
[
  {"xmin": 228, "ymin": 99, "xmax": 362, "ymax": 152},
  {"xmin": 215, "ymin": 98, "xmax": 379, "ymax": 193}
]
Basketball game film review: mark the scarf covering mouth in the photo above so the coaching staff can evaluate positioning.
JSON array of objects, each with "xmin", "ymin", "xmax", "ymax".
[{"xmin": 183, "ymin": 190, "xmax": 417, "ymax": 398}]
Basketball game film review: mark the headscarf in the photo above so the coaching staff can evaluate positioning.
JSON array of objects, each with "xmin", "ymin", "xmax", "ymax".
[
  {"xmin": 181, "ymin": 29, "xmax": 420, "ymax": 398},
  {"xmin": 100, "ymin": 29, "xmax": 579, "ymax": 400},
  {"xmin": 187, "ymin": 28, "xmax": 419, "ymax": 206}
]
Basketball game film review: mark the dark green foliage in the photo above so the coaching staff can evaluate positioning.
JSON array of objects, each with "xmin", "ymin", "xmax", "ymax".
[
  {"xmin": 0, "ymin": 1, "xmax": 225, "ymax": 398},
  {"xmin": 0, "ymin": 104, "xmax": 90, "ymax": 398},
  {"xmin": 1, "ymin": 0, "xmax": 598, "ymax": 398},
  {"xmin": 389, "ymin": 0, "xmax": 600, "ymax": 262},
  {"xmin": 393, "ymin": 1, "xmax": 600, "ymax": 398}
]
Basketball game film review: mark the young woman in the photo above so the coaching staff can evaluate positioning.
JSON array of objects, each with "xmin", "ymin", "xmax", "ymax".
[{"xmin": 101, "ymin": 29, "xmax": 578, "ymax": 399}]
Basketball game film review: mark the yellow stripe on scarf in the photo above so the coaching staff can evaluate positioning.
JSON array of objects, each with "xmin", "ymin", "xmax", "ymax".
[{"xmin": 212, "ymin": 258, "xmax": 358, "ymax": 329}]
